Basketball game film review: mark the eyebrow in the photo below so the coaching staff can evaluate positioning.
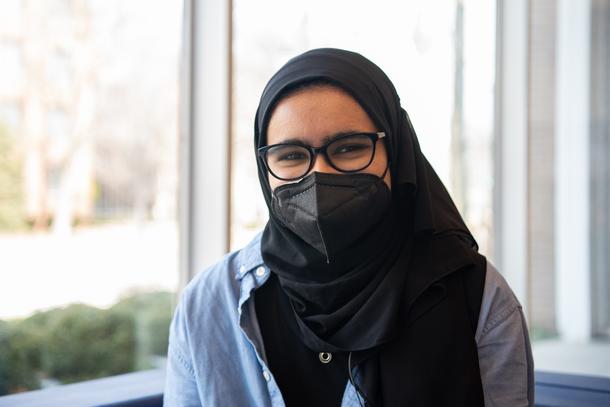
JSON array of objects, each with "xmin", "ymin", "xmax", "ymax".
[{"xmin": 278, "ymin": 130, "xmax": 365, "ymax": 146}]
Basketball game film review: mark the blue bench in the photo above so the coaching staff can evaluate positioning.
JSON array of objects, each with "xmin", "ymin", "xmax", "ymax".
[
  {"xmin": 0, "ymin": 369, "xmax": 164, "ymax": 407},
  {"xmin": 535, "ymin": 371, "xmax": 610, "ymax": 407},
  {"xmin": 1, "ymin": 369, "xmax": 609, "ymax": 406}
]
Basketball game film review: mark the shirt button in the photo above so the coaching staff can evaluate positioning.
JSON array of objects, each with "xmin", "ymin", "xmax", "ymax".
[
  {"xmin": 239, "ymin": 265, "xmax": 246, "ymax": 275},
  {"xmin": 255, "ymin": 266, "xmax": 265, "ymax": 277},
  {"xmin": 263, "ymin": 370, "xmax": 271, "ymax": 382}
]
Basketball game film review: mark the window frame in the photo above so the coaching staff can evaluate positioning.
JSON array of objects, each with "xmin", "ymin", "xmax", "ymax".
[{"xmin": 178, "ymin": 0, "xmax": 232, "ymax": 291}]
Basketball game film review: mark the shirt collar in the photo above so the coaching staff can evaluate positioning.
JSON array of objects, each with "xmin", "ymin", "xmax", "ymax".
[
  {"xmin": 235, "ymin": 232, "xmax": 271, "ymax": 315},
  {"xmin": 235, "ymin": 232, "xmax": 267, "ymax": 281}
]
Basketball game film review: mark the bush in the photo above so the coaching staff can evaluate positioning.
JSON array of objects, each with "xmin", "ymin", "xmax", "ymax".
[
  {"xmin": 0, "ymin": 320, "xmax": 41, "ymax": 394},
  {"xmin": 43, "ymin": 304, "xmax": 137, "ymax": 383},
  {"xmin": 111, "ymin": 291, "xmax": 173, "ymax": 368},
  {"xmin": 0, "ymin": 290, "xmax": 173, "ymax": 395}
]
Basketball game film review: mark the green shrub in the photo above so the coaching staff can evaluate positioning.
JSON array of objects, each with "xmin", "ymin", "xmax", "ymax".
[
  {"xmin": 42, "ymin": 304, "xmax": 137, "ymax": 383},
  {"xmin": 0, "ymin": 320, "xmax": 41, "ymax": 395},
  {"xmin": 111, "ymin": 291, "xmax": 173, "ymax": 368},
  {"xmin": 0, "ymin": 291, "xmax": 173, "ymax": 395}
]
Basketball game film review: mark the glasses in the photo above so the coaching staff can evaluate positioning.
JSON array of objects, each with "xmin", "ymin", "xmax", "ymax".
[{"xmin": 258, "ymin": 132, "xmax": 386, "ymax": 181}]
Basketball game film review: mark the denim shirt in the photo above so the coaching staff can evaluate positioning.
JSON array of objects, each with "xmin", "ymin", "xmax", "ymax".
[{"xmin": 163, "ymin": 233, "xmax": 534, "ymax": 406}]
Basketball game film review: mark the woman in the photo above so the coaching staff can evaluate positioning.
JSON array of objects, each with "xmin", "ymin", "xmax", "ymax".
[{"xmin": 164, "ymin": 48, "xmax": 534, "ymax": 407}]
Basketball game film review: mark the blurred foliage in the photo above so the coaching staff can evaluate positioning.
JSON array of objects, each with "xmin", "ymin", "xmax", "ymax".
[
  {"xmin": 0, "ymin": 291, "xmax": 173, "ymax": 396},
  {"xmin": 43, "ymin": 304, "xmax": 137, "ymax": 384},
  {"xmin": 0, "ymin": 123, "xmax": 27, "ymax": 231},
  {"xmin": 0, "ymin": 320, "xmax": 41, "ymax": 394},
  {"xmin": 111, "ymin": 291, "xmax": 174, "ymax": 366}
]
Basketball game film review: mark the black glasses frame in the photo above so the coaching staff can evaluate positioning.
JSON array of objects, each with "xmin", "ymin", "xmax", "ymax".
[{"xmin": 258, "ymin": 131, "xmax": 386, "ymax": 181}]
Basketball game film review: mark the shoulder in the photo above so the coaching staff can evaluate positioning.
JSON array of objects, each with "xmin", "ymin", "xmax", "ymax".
[
  {"xmin": 476, "ymin": 260, "xmax": 535, "ymax": 406},
  {"xmin": 476, "ymin": 259, "xmax": 524, "ymax": 342},
  {"xmin": 182, "ymin": 232, "xmax": 263, "ymax": 304},
  {"xmin": 173, "ymin": 232, "xmax": 264, "ymax": 338},
  {"xmin": 165, "ymin": 233, "xmax": 268, "ymax": 404}
]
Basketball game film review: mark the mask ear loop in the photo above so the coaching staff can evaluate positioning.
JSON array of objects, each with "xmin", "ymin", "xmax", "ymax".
[
  {"xmin": 378, "ymin": 159, "xmax": 391, "ymax": 184},
  {"xmin": 381, "ymin": 160, "xmax": 391, "ymax": 178},
  {"xmin": 377, "ymin": 129, "xmax": 392, "ymax": 183}
]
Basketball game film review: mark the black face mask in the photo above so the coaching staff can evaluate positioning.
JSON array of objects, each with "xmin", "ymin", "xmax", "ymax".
[{"xmin": 271, "ymin": 171, "xmax": 391, "ymax": 262}]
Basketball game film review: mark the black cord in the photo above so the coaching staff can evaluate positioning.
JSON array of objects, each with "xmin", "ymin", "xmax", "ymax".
[{"xmin": 348, "ymin": 351, "xmax": 375, "ymax": 407}]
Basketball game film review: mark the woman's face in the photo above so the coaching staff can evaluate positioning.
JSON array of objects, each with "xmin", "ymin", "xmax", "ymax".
[{"xmin": 266, "ymin": 85, "xmax": 391, "ymax": 191}]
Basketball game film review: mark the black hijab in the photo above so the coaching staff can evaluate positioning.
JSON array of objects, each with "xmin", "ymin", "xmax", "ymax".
[
  {"xmin": 254, "ymin": 47, "xmax": 478, "ymax": 351},
  {"xmin": 254, "ymin": 48, "xmax": 484, "ymax": 406},
  {"xmin": 255, "ymin": 48, "xmax": 477, "ymax": 248}
]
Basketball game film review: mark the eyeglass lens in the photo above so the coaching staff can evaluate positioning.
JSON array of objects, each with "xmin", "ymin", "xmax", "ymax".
[{"xmin": 265, "ymin": 134, "xmax": 375, "ymax": 180}]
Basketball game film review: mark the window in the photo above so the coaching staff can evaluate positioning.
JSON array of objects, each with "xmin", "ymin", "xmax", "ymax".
[
  {"xmin": 231, "ymin": 0, "xmax": 610, "ymax": 382},
  {"xmin": 0, "ymin": 0, "xmax": 23, "ymax": 38},
  {"xmin": 0, "ymin": 44, "xmax": 22, "ymax": 98},
  {"xmin": 497, "ymin": 0, "xmax": 610, "ymax": 379},
  {"xmin": 2, "ymin": 0, "xmax": 607, "ymax": 399},
  {"xmin": 231, "ymin": 0, "xmax": 496, "ymax": 259},
  {"xmin": 0, "ymin": 0, "xmax": 182, "ymax": 395}
]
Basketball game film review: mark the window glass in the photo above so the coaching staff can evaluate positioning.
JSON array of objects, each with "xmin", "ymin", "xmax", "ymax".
[
  {"xmin": 232, "ymin": 0, "xmax": 610, "ymax": 381},
  {"xmin": 231, "ymin": 0, "xmax": 496, "ymax": 259},
  {"xmin": 530, "ymin": 0, "xmax": 610, "ymax": 378},
  {"xmin": 0, "ymin": 44, "xmax": 23, "ymax": 97},
  {"xmin": 0, "ymin": 0, "xmax": 182, "ymax": 395},
  {"xmin": 0, "ymin": 0, "xmax": 23, "ymax": 37}
]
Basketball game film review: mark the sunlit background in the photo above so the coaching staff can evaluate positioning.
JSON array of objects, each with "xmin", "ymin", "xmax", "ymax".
[
  {"xmin": 0, "ymin": 0, "xmax": 608, "ymax": 397},
  {"xmin": 231, "ymin": 0, "xmax": 495, "ymax": 254},
  {"xmin": 0, "ymin": 0, "xmax": 181, "ymax": 392}
]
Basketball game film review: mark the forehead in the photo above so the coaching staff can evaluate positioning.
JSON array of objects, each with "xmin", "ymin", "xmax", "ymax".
[{"xmin": 266, "ymin": 85, "xmax": 377, "ymax": 146}]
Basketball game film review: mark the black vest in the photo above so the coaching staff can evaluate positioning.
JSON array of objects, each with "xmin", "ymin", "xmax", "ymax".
[
  {"xmin": 358, "ymin": 251, "xmax": 487, "ymax": 406},
  {"xmin": 256, "ymin": 236, "xmax": 487, "ymax": 407}
]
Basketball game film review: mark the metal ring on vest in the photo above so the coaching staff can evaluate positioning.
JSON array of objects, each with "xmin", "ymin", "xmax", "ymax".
[{"xmin": 319, "ymin": 352, "xmax": 332, "ymax": 364}]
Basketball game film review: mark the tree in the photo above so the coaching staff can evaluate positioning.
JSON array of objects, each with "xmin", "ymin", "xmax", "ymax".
[{"xmin": 0, "ymin": 124, "xmax": 26, "ymax": 231}]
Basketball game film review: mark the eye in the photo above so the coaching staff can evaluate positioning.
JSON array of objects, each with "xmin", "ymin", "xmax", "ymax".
[
  {"xmin": 277, "ymin": 151, "xmax": 308, "ymax": 161},
  {"xmin": 332, "ymin": 143, "xmax": 369, "ymax": 155},
  {"xmin": 266, "ymin": 145, "xmax": 310, "ymax": 168}
]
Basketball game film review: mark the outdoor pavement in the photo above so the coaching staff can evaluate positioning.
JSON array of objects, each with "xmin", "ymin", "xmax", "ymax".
[{"xmin": 0, "ymin": 221, "xmax": 178, "ymax": 320}]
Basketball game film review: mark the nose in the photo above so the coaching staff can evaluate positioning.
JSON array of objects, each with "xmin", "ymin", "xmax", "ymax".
[{"xmin": 309, "ymin": 153, "xmax": 338, "ymax": 174}]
